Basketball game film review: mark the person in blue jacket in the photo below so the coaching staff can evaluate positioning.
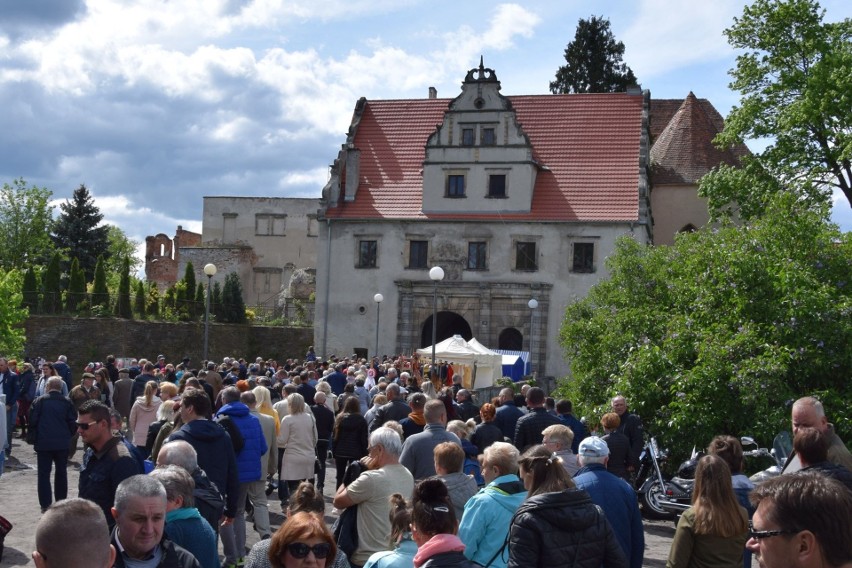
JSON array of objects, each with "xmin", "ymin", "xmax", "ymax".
[
  {"xmin": 457, "ymin": 442, "xmax": 526, "ymax": 568},
  {"xmin": 215, "ymin": 386, "xmax": 268, "ymax": 567},
  {"xmin": 573, "ymin": 436, "xmax": 644, "ymax": 568}
]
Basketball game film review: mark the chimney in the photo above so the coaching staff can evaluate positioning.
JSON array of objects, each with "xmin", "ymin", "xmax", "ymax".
[{"xmin": 428, "ymin": 86, "xmax": 437, "ymax": 99}]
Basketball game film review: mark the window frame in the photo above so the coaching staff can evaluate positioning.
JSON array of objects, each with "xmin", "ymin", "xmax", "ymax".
[
  {"xmin": 481, "ymin": 127, "xmax": 496, "ymax": 146},
  {"xmin": 467, "ymin": 241, "xmax": 488, "ymax": 271},
  {"xmin": 571, "ymin": 242, "xmax": 596, "ymax": 273},
  {"xmin": 487, "ymin": 174, "xmax": 507, "ymax": 198},
  {"xmin": 515, "ymin": 241, "xmax": 538, "ymax": 271},
  {"xmin": 446, "ymin": 174, "xmax": 466, "ymax": 198},
  {"xmin": 357, "ymin": 240, "xmax": 378, "ymax": 269},
  {"xmin": 408, "ymin": 240, "xmax": 429, "ymax": 269},
  {"xmin": 461, "ymin": 128, "xmax": 475, "ymax": 146}
]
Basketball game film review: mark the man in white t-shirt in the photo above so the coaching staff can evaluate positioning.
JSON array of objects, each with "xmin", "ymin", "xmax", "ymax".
[{"xmin": 333, "ymin": 427, "xmax": 414, "ymax": 567}]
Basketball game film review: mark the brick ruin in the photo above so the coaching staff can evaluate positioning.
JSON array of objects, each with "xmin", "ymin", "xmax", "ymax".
[{"xmin": 144, "ymin": 225, "xmax": 202, "ymax": 291}]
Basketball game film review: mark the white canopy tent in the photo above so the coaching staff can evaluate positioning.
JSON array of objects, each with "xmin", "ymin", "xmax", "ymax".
[{"xmin": 417, "ymin": 335, "xmax": 503, "ymax": 389}]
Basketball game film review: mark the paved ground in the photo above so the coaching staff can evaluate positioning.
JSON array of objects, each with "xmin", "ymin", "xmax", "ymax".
[{"xmin": 0, "ymin": 434, "xmax": 680, "ymax": 567}]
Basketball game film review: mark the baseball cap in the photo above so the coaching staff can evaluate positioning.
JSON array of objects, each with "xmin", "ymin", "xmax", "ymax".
[{"xmin": 578, "ymin": 436, "xmax": 610, "ymax": 458}]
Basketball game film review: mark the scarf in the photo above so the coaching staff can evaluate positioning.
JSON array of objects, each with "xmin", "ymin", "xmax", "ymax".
[{"xmin": 413, "ymin": 534, "xmax": 465, "ymax": 568}]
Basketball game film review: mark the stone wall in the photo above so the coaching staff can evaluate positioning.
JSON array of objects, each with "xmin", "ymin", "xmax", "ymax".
[{"xmin": 24, "ymin": 316, "xmax": 312, "ymax": 369}]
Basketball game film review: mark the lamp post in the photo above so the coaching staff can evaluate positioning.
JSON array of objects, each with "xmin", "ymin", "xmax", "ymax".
[
  {"xmin": 528, "ymin": 298, "xmax": 538, "ymax": 378},
  {"xmin": 203, "ymin": 263, "xmax": 217, "ymax": 362},
  {"xmin": 429, "ymin": 266, "xmax": 445, "ymax": 375},
  {"xmin": 373, "ymin": 293, "xmax": 384, "ymax": 359}
]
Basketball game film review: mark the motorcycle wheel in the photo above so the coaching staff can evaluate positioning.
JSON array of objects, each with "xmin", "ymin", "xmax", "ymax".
[{"xmin": 640, "ymin": 481, "xmax": 677, "ymax": 521}]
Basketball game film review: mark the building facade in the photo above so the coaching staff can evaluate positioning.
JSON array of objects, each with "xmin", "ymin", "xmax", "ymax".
[{"xmin": 315, "ymin": 61, "xmax": 655, "ymax": 377}]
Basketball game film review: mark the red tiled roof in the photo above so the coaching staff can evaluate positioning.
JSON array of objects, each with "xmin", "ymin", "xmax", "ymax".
[
  {"xmin": 649, "ymin": 94, "xmax": 749, "ymax": 185},
  {"xmin": 325, "ymin": 93, "xmax": 645, "ymax": 222}
]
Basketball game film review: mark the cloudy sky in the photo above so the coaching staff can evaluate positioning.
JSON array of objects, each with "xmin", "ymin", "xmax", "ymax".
[{"xmin": 1, "ymin": 0, "xmax": 849, "ymax": 263}]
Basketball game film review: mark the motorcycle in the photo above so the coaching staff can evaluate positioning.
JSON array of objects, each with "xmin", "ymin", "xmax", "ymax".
[
  {"xmin": 636, "ymin": 432, "xmax": 792, "ymax": 521},
  {"xmin": 634, "ymin": 436, "xmax": 679, "ymax": 520},
  {"xmin": 745, "ymin": 431, "xmax": 792, "ymax": 483}
]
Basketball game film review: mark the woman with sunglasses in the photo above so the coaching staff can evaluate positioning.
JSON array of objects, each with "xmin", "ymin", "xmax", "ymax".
[
  {"xmin": 410, "ymin": 478, "xmax": 473, "ymax": 568},
  {"xmin": 666, "ymin": 454, "xmax": 749, "ymax": 568},
  {"xmin": 245, "ymin": 482, "xmax": 348, "ymax": 568}
]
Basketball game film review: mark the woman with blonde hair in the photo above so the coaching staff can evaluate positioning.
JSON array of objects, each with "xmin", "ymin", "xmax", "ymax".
[
  {"xmin": 129, "ymin": 380, "xmax": 162, "ymax": 457},
  {"xmin": 254, "ymin": 385, "xmax": 281, "ymax": 436},
  {"xmin": 158, "ymin": 382, "xmax": 179, "ymax": 402},
  {"xmin": 279, "ymin": 393, "xmax": 318, "ymax": 501},
  {"xmin": 146, "ymin": 399, "xmax": 177, "ymax": 459},
  {"xmin": 666, "ymin": 454, "xmax": 749, "ymax": 568},
  {"xmin": 315, "ymin": 381, "xmax": 338, "ymax": 413}
]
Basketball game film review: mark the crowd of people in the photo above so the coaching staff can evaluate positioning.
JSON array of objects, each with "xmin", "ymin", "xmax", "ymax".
[{"xmin": 1, "ymin": 352, "xmax": 850, "ymax": 568}]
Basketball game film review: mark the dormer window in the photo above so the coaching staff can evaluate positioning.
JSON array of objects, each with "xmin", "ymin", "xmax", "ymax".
[
  {"xmin": 482, "ymin": 128, "xmax": 496, "ymax": 146},
  {"xmin": 461, "ymin": 128, "xmax": 475, "ymax": 146},
  {"xmin": 488, "ymin": 174, "xmax": 507, "ymax": 198},
  {"xmin": 447, "ymin": 174, "xmax": 466, "ymax": 197}
]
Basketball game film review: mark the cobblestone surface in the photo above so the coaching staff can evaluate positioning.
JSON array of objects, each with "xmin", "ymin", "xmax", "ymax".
[{"xmin": 0, "ymin": 435, "xmax": 684, "ymax": 567}]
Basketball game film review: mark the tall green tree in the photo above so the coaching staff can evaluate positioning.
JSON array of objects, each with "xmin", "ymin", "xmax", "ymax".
[
  {"xmin": 22, "ymin": 268, "xmax": 39, "ymax": 313},
  {"xmin": 42, "ymin": 252, "xmax": 62, "ymax": 314},
  {"xmin": 106, "ymin": 225, "xmax": 142, "ymax": 275},
  {"xmin": 557, "ymin": 194, "xmax": 851, "ymax": 459},
  {"xmin": 66, "ymin": 257, "xmax": 87, "ymax": 312},
  {"xmin": 146, "ymin": 281, "xmax": 160, "ymax": 318},
  {"xmin": 51, "ymin": 184, "xmax": 110, "ymax": 280},
  {"xmin": 195, "ymin": 282, "xmax": 205, "ymax": 319},
  {"xmin": 550, "ymin": 16, "xmax": 638, "ymax": 94},
  {"xmin": 180, "ymin": 262, "xmax": 197, "ymax": 318},
  {"xmin": 222, "ymin": 272, "xmax": 246, "ymax": 323},
  {"xmin": 0, "ymin": 178, "xmax": 55, "ymax": 270},
  {"xmin": 114, "ymin": 256, "xmax": 132, "ymax": 319},
  {"xmin": 91, "ymin": 256, "xmax": 109, "ymax": 309},
  {"xmin": 702, "ymin": 0, "xmax": 852, "ymax": 218},
  {"xmin": 134, "ymin": 280, "xmax": 146, "ymax": 318},
  {"xmin": 212, "ymin": 280, "xmax": 224, "ymax": 321},
  {"xmin": 0, "ymin": 270, "xmax": 27, "ymax": 357}
]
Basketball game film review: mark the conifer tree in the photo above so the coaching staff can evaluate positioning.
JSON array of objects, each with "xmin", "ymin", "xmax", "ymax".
[
  {"xmin": 114, "ymin": 256, "xmax": 132, "ymax": 319},
  {"xmin": 66, "ymin": 257, "xmax": 87, "ymax": 312},
  {"xmin": 22, "ymin": 267, "xmax": 39, "ymax": 313},
  {"xmin": 212, "ymin": 280, "xmax": 223, "ymax": 321},
  {"xmin": 195, "ymin": 282, "xmax": 205, "ymax": 320},
  {"xmin": 91, "ymin": 255, "xmax": 109, "ymax": 309},
  {"xmin": 42, "ymin": 252, "xmax": 62, "ymax": 314},
  {"xmin": 134, "ymin": 280, "xmax": 146, "ymax": 318},
  {"xmin": 51, "ymin": 185, "xmax": 110, "ymax": 280},
  {"xmin": 146, "ymin": 281, "xmax": 160, "ymax": 318},
  {"xmin": 222, "ymin": 272, "xmax": 246, "ymax": 323},
  {"xmin": 550, "ymin": 16, "xmax": 638, "ymax": 94}
]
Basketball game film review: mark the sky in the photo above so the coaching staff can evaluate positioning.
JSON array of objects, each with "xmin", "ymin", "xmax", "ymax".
[{"xmin": 1, "ymin": 0, "xmax": 850, "ymax": 266}]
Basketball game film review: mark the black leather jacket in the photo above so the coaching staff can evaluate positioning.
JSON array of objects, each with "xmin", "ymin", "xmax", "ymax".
[{"xmin": 508, "ymin": 489, "xmax": 628, "ymax": 568}]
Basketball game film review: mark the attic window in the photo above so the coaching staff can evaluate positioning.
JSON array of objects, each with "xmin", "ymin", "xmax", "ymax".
[
  {"xmin": 482, "ymin": 128, "xmax": 496, "ymax": 146},
  {"xmin": 462, "ymin": 128, "xmax": 475, "ymax": 146}
]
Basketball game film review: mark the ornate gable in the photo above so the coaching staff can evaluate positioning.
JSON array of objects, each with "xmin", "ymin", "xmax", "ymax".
[{"xmin": 422, "ymin": 58, "xmax": 538, "ymax": 214}]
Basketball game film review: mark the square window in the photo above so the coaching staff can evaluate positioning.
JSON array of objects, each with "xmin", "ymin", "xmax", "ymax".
[
  {"xmin": 358, "ymin": 240, "xmax": 377, "ymax": 268},
  {"xmin": 515, "ymin": 241, "xmax": 537, "ymax": 271},
  {"xmin": 447, "ymin": 175, "xmax": 466, "ymax": 197},
  {"xmin": 467, "ymin": 242, "xmax": 487, "ymax": 270},
  {"xmin": 409, "ymin": 240, "xmax": 428, "ymax": 269},
  {"xmin": 462, "ymin": 128, "xmax": 475, "ymax": 146},
  {"xmin": 482, "ymin": 128, "xmax": 496, "ymax": 146},
  {"xmin": 488, "ymin": 175, "xmax": 507, "ymax": 198},
  {"xmin": 572, "ymin": 242, "xmax": 595, "ymax": 273}
]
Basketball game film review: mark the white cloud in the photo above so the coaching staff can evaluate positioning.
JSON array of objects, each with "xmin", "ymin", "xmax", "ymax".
[{"xmin": 623, "ymin": 0, "xmax": 740, "ymax": 78}]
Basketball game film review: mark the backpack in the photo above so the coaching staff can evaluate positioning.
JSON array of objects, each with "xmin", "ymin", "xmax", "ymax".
[
  {"xmin": 193, "ymin": 469, "xmax": 225, "ymax": 531},
  {"xmin": 464, "ymin": 456, "xmax": 485, "ymax": 486}
]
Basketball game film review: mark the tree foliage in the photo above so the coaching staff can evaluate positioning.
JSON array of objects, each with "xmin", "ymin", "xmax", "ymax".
[
  {"xmin": 134, "ymin": 280, "xmax": 146, "ymax": 318},
  {"xmin": 0, "ymin": 270, "xmax": 27, "ymax": 357},
  {"xmin": 222, "ymin": 272, "xmax": 246, "ymax": 323},
  {"xmin": 550, "ymin": 15, "xmax": 638, "ymax": 94},
  {"xmin": 22, "ymin": 268, "xmax": 39, "ymax": 313},
  {"xmin": 106, "ymin": 225, "xmax": 142, "ymax": 275},
  {"xmin": 557, "ymin": 194, "xmax": 851, "ymax": 459},
  {"xmin": 91, "ymin": 256, "xmax": 109, "ymax": 309},
  {"xmin": 42, "ymin": 252, "xmax": 62, "ymax": 314},
  {"xmin": 0, "ymin": 178, "xmax": 55, "ymax": 270},
  {"xmin": 702, "ymin": 0, "xmax": 852, "ymax": 218},
  {"xmin": 52, "ymin": 184, "xmax": 110, "ymax": 280},
  {"xmin": 66, "ymin": 257, "xmax": 87, "ymax": 313},
  {"xmin": 114, "ymin": 256, "xmax": 132, "ymax": 319}
]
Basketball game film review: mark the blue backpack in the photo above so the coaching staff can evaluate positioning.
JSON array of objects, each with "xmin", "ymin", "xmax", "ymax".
[{"xmin": 464, "ymin": 455, "xmax": 484, "ymax": 486}]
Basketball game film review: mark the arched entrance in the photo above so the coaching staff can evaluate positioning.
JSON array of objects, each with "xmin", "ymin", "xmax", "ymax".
[
  {"xmin": 420, "ymin": 311, "xmax": 473, "ymax": 348},
  {"xmin": 498, "ymin": 327, "xmax": 523, "ymax": 350}
]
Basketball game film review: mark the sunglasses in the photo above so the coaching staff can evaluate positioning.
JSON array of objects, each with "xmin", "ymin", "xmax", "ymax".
[
  {"xmin": 287, "ymin": 542, "xmax": 331, "ymax": 559},
  {"xmin": 748, "ymin": 520, "xmax": 798, "ymax": 540},
  {"xmin": 75, "ymin": 420, "xmax": 99, "ymax": 430}
]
